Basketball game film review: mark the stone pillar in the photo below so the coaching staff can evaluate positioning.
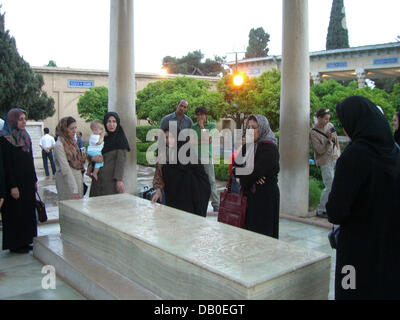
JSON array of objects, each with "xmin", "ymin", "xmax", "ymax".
[
  {"xmin": 279, "ymin": 0, "xmax": 310, "ymax": 217},
  {"xmin": 356, "ymin": 68, "xmax": 366, "ymax": 88},
  {"xmin": 311, "ymin": 72, "xmax": 321, "ymax": 85},
  {"xmin": 109, "ymin": 0, "xmax": 136, "ymax": 194}
]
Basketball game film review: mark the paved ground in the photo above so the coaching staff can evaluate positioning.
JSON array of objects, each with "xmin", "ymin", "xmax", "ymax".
[{"xmin": 0, "ymin": 165, "xmax": 336, "ymax": 300}]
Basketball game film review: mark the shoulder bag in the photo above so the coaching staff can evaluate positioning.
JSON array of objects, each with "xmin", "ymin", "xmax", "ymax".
[
  {"xmin": 328, "ymin": 225, "xmax": 340, "ymax": 249},
  {"xmin": 35, "ymin": 191, "xmax": 48, "ymax": 223},
  {"xmin": 217, "ymin": 170, "xmax": 247, "ymax": 228}
]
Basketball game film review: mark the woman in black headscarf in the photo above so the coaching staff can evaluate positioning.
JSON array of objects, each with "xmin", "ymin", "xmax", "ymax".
[
  {"xmin": 393, "ymin": 111, "xmax": 400, "ymax": 145},
  {"xmin": 152, "ymin": 129, "xmax": 211, "ymax": 217},
  {"xmin": 0, "ymin": 108, "xmax": 37, "ymax": 254},
  {"xmin": 89, "ymin": 112, "xmax": 130, "ymax": 197},
  {"xmin": 327, "ymin": 96, "xmax": 400, "ymax": 300}
]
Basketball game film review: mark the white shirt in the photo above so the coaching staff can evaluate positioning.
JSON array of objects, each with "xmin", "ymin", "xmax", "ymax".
[
  {"xmin": 87, "ymin": 134, "xmax": 104, "ymax": 152},
  {"xmin": 39, "ymin": 134, "xmax": 56, "ymax": 149}
]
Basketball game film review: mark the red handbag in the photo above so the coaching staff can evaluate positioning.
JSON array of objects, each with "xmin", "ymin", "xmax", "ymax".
[{"xmin": 217, "ymin": 172, "xmax": 247, "ymax": 228}]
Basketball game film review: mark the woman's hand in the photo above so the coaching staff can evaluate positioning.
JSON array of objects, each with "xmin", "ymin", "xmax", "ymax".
[
  {"xmin": 151, "ymin": 188, "xmax": 162, "ymax": 203},
  {"xmin": 116, "ymin": 181, "xmax": 125, "ymax": 194},
  {"xmin": 256, "ymin": 176, "xmax": 266, "ymax": 185},
  {"xmin": 91, "ymin": 155, "xmax": 104, "ymax": 163},
  {"xmin": 11, "ymin": 187, "xmax": 20, "ymax": 200},
  {"xmin": 0, "ymin": 198, "xmax": 4, "ymax": 209},
  {"xmin": 71, "ymin": 193, "xmax": 81, "ymax": 200}
]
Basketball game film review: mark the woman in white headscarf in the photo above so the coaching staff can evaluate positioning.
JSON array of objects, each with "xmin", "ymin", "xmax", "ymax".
[{"xmin": 234, "ymin": 114, "xmax": 280, "ymax": 238}]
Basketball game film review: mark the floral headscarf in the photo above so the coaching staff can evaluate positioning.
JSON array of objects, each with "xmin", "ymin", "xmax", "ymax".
[
  {"xmin": 0, "ymin": 108, "xmax": 32, "ymax": 153},
  {"xmin": 56, "ymin": 117, "xmax": 85, "ymax": 170}
]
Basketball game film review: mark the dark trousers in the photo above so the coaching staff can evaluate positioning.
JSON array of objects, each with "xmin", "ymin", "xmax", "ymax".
[{"xmin": 42, "ymin": 150, "xmax": 56, "ymax": 176}]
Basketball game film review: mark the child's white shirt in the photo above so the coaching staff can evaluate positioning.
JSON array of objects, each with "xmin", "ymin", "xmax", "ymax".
[{"xmin": 87, "ymin": 134, "xmax": 104, "ymax": 152}]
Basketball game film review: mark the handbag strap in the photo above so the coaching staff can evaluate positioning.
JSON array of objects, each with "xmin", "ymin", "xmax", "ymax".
[
  {"xmin": 225, "ymin": 166, "xmax": 235, "ymax": 192},
  {"xmin": 312, "ymin": 128, "xmax": 329, "ymax": 139},
  {"xmin": 36, "ymin": 191, "xmax": 42, "ymax": 202},
  {"xmin": 226, "ymin": 167, "xmax": 243, "ymax": 194}
]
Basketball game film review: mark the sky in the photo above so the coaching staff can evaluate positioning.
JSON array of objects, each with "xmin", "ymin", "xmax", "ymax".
[{"xmin": 1, "ymin": 0, "xmax": 399, "ymax": 73}]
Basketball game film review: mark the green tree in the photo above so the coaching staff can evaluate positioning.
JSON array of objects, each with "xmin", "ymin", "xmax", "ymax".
[
  {"xmin": 46, "ymin": 60, "xmax": 57, "ymax": 67},
  {"xmin": 0, "ymin": 8, "xmax": 55, "ymax": 120},
  {"xmin": 216, "ymin": 70, "xmax": 281, "ymax": 130},
  {"xmin": 136, "ymin": 76, "xmax": 223, "ymax": 124},
  {"xmin": 245, "ymin": 27, "xmax": 270, "ymax": 59},
  {"xmin": 162, "ymin": 50, "xmax": 226, "ymax": 76},
  {"xmin": 216, "ymin": 74, "xmax": 259, "ymax": 129},
  {"xmin": 311, "ymin": 80, "xmax": 396, "ymax": 133},
  {"xmin": 77, "ymin": 86, "xmax": 108, "ymax": 122},
  {"xmin": 254, "ymin": 69, "xmax": 281, "ymax": 131},
  {"xmin": 326, "ymin": 0, "xmax": 349, "ymax": 50},
  {"xmin": 391, "ymin": 83, "xmax": 400, "ymax": 111}
]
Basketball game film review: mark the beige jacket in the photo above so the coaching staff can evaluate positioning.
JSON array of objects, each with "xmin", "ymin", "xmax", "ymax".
[
  {"xmin": 54, "ymin": 140, "xmax": 83, "ymax": 201},
  {"xmin": 310, "ymin": 122, "xmax": 341, "ymax": 167}
]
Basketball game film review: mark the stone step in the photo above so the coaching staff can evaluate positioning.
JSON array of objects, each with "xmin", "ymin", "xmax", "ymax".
[
  {"xmin": 45, "ymin": 193, "xmax": 330, "ymax": 300},
  {"xmin": 33, "ymin": 234, "xmax": 160, "ymax": 300}
]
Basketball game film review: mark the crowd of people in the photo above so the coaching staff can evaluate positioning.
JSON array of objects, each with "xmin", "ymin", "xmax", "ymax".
[{"xmin": 1, "ymin": 95, "xmax": 400, "ymax": 299}]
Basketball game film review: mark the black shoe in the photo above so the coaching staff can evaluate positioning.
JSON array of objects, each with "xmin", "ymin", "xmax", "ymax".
[{"xmin": 316, "ymin": 211, "xmax": 328, "ymax": 218}]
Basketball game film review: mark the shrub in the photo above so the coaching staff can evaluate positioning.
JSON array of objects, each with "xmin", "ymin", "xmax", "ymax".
[
  {"xmin": 136, "ymin": 125, "xmax": 158, "ymax": 142},
  {"xmin": 309, "ymin": 164, "xmax": 322, "ymax": 182},
  {"xmin": 136, "ymin": 151, "xmax": 155, "ymax": 167},
  {"xmin": 309, "ymin": 177, "xmax": 323, "ymax": 211},
  {"xmin": 137, "ymin": 141, "xmax": 155, "ymax": 152},
  {"xmin": 214, "ymin": 163, "xmax": 230, "ymax": 181}
]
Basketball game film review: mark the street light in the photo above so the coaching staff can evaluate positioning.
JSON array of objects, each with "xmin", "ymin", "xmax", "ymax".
[
  {"xmin": 160, "ymin": 67, "xmax": 168, "ymax": 76},
  {"xmin": 233, "ymin": 72, "xmax": 245, "ymax": 87}
]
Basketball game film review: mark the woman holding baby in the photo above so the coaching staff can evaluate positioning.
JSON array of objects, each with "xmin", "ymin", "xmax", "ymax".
[{"xmin": 89, "ymin": 112, "xmax": 130, "ymax": 197}]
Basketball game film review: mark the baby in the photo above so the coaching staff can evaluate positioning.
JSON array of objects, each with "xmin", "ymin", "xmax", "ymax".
[{"xmin": 87, "ymin": 120, "xmax": 106, "ymax": 180}]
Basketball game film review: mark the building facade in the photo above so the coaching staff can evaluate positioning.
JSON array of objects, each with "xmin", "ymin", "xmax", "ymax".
[
  {"xmin": 32, "ymin": 66, "xmax": 220, "ymax": 140},
  {"xmin": 228, "ymin": 42, "xmax": 400, "ymax": 87}
]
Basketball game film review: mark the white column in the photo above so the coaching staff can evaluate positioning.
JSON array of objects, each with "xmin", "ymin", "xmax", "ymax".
[
  {"xmin": 355, "ymin": 68, "xmax": 366, "ymax": 88},
  {"xmin": 109, "ymin": 0, "xmax": 136, "ymax": 194},
  {"xmin": 279, "ymin": 0, "xmax": 310, "ymax": 217}
]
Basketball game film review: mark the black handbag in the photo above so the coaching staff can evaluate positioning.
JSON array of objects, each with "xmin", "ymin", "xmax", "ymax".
[
  {"xmin": 328, "ymin": 226, "xmax": 340, "ymax": 249},
  {"xmin": 35, "ymin": 192, "xmax": 47, "ymax": 223},
  {"xmin": 139, "ymin": 186, "xmax": 159, "ymax": 203}
]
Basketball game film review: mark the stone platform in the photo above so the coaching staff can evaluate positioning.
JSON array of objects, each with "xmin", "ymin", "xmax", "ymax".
[{"xmin": 33, "ymin": 194, "xmax": 330, "ymax": 300}]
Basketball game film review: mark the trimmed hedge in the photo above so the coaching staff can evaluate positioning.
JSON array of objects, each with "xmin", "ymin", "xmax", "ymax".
[
  {"xmin": 309, "ymin": 177, "xmax": 323, "ymax": 211},
  {"xmin": 214, "ymin": 163, "xmax": 230, "ymax": 181},
  {"xmin": 137, "ymin": 151, "xmax": 155, "ymax": 167},
  {"xmin": 136, "ymin": 125, "xmax": 158, "ymax": 142},
  {"xmin": 137, "ymin": 141, "xmax": 156, "ymax": 152}
]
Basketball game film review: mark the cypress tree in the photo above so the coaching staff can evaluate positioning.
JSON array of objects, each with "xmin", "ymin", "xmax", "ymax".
[
  {"xmin": 0, "ymin": 7, "xmax": 55, "ymax": 120},
  {"xmin": 326, "ymin": 0, "xmax": 350, "ymax": 50},
  {"xmin": 245, "ymin": 27, "xmax": 270, "ymax": 59}
]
